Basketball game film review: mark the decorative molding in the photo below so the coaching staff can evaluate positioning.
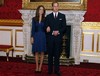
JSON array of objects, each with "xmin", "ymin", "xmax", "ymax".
[
  {"xmin": 80, "ymin": 54, "xmax": 100, "ymax": 58},
  {"xmin": 0, "ymin": 19, "xmax": 23, "ymax": 26},
  {"xmin": 97, "ymin": 33, "xmax": 100, "ymax": 52},
  {"xmin": 82, "ymin": 22, "xmax": 100, "ymax": 30},
  {"xmin": 15, "ymin": 50, "xmax": 24, "ymax": 52},
  {"xmin": 22, "ymin": 0, "xmax": 87, "ymax": 10},
  {"xmin": 0, "ymin": 29, "xmax": 13, "ymax": 46},
  {"xmin": 82, "ymin": 32, "xmax": 94, "ymax": 52},
  {"xmin": 15, "ymin": 30, "xmax": 24, "ymax": 48}
]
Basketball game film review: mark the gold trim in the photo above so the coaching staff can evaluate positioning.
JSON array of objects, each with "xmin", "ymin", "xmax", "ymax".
[
  {"xmin": 0, "ymin": 19, "xmax": 23, "ymax": 26},
  {"xmin": 22, "ymin": 0, "xmax": 87, "ymax": 10},
  {"xmin": 15, "ymin": 30, "xmax": 24, "ymax": 48},
  {"xmin": 80, "ymin": 54, "xmax": 100, "ymax": 58},
  {"xmin": 82, "ymin": 22, "xmax": 100, "ymax": 30},
  {"xmin": 82, "ymin": 32, "xmax": 94, "ymax": 52},
  {"xmin": 0, "ymin": 47, "xmax": 13, "ymax": 52},
  {"xmin": 15, "ymin": 50, "xmax": 24, "ymax": 52},
  {"xmin": 97, "ymin": 33, "xmax": 100, "ymax": 52},
  {"xmin": 0, "ymin": 0, "xmax": 4, "ymax": 6},
  {"xmin": 0, "ymin": 29, "xmax": 13, "ymax": 46}
]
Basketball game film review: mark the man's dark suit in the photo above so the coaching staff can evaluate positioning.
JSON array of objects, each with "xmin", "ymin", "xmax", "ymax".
[{"xmin": 45, "ymin": 12, "xmax": 66, "ymax": 73}]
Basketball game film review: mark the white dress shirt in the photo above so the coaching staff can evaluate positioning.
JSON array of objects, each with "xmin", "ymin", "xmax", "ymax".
[{"xmin": 53, "ymin": 12, "xmax": 58, "ymax": 18}]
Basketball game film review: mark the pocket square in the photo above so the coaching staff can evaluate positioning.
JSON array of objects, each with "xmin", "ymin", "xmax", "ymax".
[{"xmin": 59, "ymin": 18, "xmax": 62, "ymax": 20}]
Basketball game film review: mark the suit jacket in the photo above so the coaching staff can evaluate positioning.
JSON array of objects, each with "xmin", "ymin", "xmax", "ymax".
[{"xmin": 45, "ymin": 12, "xmax": 66, "ymax": 37}]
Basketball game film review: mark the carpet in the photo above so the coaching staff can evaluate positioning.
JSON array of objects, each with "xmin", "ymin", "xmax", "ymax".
[
  {"xmin": 0, "ymin": 57, "xmax": 100, "ymax": 76},
  {"xmin": 0, "ymin": 61, "xmax": 100, "ymax": 76}
]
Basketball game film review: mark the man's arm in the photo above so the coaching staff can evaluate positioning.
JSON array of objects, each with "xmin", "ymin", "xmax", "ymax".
[
  {"xmin": 44, "ymin": 15, "xmax": 51, "ymax": 33},
  {"xmin": 59, "ymin": 14, "xmax": 67, "ymax": 34}
]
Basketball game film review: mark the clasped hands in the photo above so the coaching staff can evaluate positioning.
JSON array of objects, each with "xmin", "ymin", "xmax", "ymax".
[{"xmin": 46, "ymin": 26, "xmax": 59, "ymax": 36}]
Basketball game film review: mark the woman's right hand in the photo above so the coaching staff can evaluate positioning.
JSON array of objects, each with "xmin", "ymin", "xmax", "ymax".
[
  {"xmin": 31, "ymin": 37, "xmax": 34, "ymax": 44},
  {"xmin": 46, "ymin": 26, "xmax": 51, "ymax": 33}
]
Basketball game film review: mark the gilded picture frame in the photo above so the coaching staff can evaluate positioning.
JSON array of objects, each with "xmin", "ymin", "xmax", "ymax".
[
  {"xmin": 0, "ymin": 0, "xmax": 4, "ymax": 6},
  {"xmin": 22, "ymin": 0, "xmax": 87, "ymax": 10}
]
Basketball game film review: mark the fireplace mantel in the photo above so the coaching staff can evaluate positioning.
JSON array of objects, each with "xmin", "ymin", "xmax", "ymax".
[{"xmin": 19, "ymin": 10, "xmax": 86, "ymax": 65}]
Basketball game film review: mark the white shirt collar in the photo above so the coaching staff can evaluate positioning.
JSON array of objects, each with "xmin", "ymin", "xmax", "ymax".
[{"xmin": 53, "ymin": 12, "xmax": 58, "ymax": 17}]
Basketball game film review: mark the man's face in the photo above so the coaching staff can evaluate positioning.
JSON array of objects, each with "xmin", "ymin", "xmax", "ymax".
[{"xmin": 52, "ymin": 3, "xmax": 59, "ymax": 12}]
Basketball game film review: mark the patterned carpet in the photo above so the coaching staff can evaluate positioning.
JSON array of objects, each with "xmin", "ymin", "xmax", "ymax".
[{"xmin": 0, "ymin": 57, "xmax": 100, "ymax": 76}]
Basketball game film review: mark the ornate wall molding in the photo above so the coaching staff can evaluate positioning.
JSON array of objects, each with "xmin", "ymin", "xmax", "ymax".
[
  {"xmin": 80, "ymin": 22, "xmax": 100, "ymax": 63},
  {"xmin": 22, "ymin": 0, "xmax": 87, "ymax": 10},
  {"xmin": 0, "ymin": 19, "xmax": 23, "ymax": 26},
  {"xmin": 15, "ymin": 30, "xmax": 24, "ymax": 48},
  {"xmin": 82, "ymin": 22, "xmax": 100, "ymax": 29},
  {"xmin": 0, "ymin": 29, "xmax": 13, "ymax": 45}
]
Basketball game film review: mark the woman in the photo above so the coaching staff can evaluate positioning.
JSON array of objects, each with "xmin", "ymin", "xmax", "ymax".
[{"xmin": 31, "ymin": 5, "xmax": 46, "ymax": 73}]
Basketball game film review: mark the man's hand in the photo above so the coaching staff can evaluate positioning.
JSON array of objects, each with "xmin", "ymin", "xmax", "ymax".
[
  {"xmin": 46, "ymin": 26, "xmax": 51, "ymax": 32},
  {"xmin": 53, "ymin": 31, "xmax": 59, "ymax": 36}
]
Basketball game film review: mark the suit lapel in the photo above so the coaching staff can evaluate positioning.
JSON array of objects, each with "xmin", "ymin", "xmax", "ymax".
[
  {"xmin": 51, "ymin": 12, "xmax": 60, "ymax": 22},
  {"xmin": 51, "ymin": 13, "xmax": 55, "ymax": 19},
  {"xmin": 51, "ymin": 12, "xmax": 59, "ymax": 19}
]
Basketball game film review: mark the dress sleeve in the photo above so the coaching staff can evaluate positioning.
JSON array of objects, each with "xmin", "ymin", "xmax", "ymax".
[{"xmin": 31, "ymin": 18, "xmax": 35, "ymax": 37}]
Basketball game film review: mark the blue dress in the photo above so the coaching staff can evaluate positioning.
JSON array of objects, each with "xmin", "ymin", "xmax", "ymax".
[{"xmin": 31, "ymin": 18, "xmax": 46, "ymax": 53}]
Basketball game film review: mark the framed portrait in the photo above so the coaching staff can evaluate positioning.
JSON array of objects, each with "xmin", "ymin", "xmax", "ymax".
[
  {"xmin": 22, "ymin": 0, "xmax": 87, "ymax": 10},
  {"xmin": 0, "ymin": 0, "xmax": 4, "ymax": 6}
]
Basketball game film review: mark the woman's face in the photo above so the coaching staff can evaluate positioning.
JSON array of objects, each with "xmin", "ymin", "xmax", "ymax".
[{"xmin": 39, "ymin": 7, "xmax": 44, "ymax": 15}]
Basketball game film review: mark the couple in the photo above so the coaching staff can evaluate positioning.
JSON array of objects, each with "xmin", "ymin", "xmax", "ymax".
[{"xmin": 31, "ymin": 2, "xmax": 66, "ymax": 76}]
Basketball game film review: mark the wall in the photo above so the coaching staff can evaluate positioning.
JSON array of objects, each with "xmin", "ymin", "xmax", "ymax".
[
  {"xmin": 0, "ymin": 25, "xmax": 24, "ymax": 57},
  {"xmin": 0, "ymin": 0, "xmax": 100, "ymax": 22},
  {"xmin": 0, "ymin": 0, "xmax": 22, "ymax": 19},
  {"xmin": 0, "ymin": 0, "xmax": 23, "ymax": 57},
  {"xmin": 81, "ymin": 22, "xmax": 100, "ymax": 63},
  {"xmin": 84, "ymin": 0, "xmax": 100, "ymax": 22}
]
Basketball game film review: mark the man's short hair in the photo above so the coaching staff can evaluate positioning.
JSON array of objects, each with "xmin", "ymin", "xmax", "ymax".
[{"xmin": 52, "ymin": 2, "xmax": 59, "ymax": 7}]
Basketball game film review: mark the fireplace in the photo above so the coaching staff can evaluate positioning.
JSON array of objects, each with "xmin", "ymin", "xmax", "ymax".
[{"xmin": 19, "ymin": 10, "xmax": 86, "ymax": 65}]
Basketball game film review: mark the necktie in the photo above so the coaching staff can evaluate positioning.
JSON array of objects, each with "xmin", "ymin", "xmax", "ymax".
[{"xmin": 55, "ymin": 13, "xmax": 57, "ymax": 18}]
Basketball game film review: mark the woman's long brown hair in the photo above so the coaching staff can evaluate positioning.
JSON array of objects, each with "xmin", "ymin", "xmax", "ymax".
[{"xmin": 34, "ymin": 5, "xmax": 46, "ymax": 22}]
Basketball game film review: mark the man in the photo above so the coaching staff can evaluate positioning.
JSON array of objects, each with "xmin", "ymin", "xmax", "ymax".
[{"xmin": 45, "ymin": 2, "xmax": 67, "ymax": 76}]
